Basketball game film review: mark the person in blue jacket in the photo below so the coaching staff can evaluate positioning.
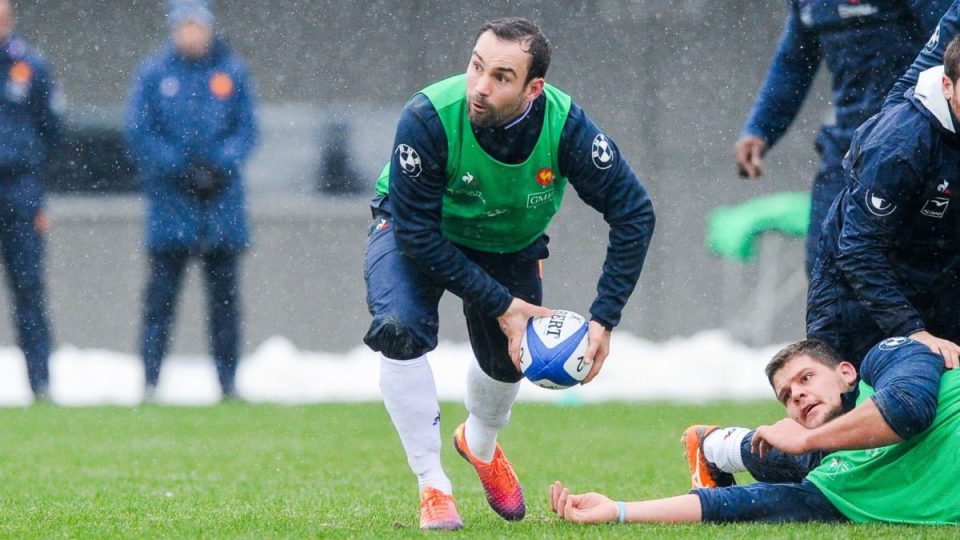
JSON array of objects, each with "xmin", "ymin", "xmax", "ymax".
[
  {"xmin": 806, "ymin": 32, "xmax": 960, "ymax": 372},
  {"xmin": 0, "ymin": 0, "xmax": 61, "ymax": 399},
  {"xmin": 683, "ymin": 33, "xmax": 960, "ymax": 496},
  {"xmin": 363, "ymin": 18, "xmax": 654, "ymax": 530},
  {"xmin": 124, "ymin": 0, "xmax": 257, "ymax": 400},
  {"xmin": 735, "ymin": 0, "xmax": 949, "ymax": 276},
  {"xmin": 885, "ymin": 0, "xmax": 960, "ymax": 109}
]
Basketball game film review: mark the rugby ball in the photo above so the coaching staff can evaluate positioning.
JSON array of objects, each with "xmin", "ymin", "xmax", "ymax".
[{"xmin": 519, "ymin": 310, "xmax": 590, "ymax": 389}]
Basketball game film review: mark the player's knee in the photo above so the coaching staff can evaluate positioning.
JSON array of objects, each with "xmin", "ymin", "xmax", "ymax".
[{"xmin": 364, "ymin": 316, "xmax": 429, "ymax": 359}]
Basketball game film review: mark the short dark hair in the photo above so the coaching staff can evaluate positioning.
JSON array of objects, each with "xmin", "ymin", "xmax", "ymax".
[
  {"xmin": 946, "ymin": 35, "xmax": 960, "ymax": 83},
  {"xmin": 764, "ymin": 339, "xmax": 844, "ymax": 389},
  {"xmin": 476, "ymin": 17, "xmax": 551, "ymax": 84}
]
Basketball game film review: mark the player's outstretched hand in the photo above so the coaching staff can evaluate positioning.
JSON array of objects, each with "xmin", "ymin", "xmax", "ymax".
[
  {"xmin": 910, "ymin": 330, "xmax": 960, "ymax": 369},
  {"xmin": 751, "ymin": 418, "xmax": 810, "ymax": 458},
  {"xmin": 498, "ymin": 298, "xmax": 552, "ymax": 371},
  {"xmin": 581, "ymin": 321, "xmax": 611, "ymax": 385},
  {"xmin": 550, "ymin": 481, "xmax": 618, "ymax": 524},
  {"xmin": 734, "ymin": 134, "xmax": 767, "ymax": 179}
]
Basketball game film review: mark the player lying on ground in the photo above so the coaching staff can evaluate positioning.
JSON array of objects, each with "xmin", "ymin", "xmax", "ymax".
[
  {"xmin": 682, "ymin": 32, "xmax": 960, "ymax": 491},
  {"xmin": 551, "ymin": 337, "xmax": 959, "ymax": 524}
]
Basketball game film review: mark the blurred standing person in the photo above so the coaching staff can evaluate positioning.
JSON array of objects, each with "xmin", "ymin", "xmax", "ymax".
[
  {"xmin": 0, "ymin": 0, "xmax": 61, "ymax": 400},
  {"xmin": 734, "ymin": 0, "xmax": 950, "ymax": 276},
  {"xmin": 125, "ymin": 0, "xmax": 257, "ymax": 400}
]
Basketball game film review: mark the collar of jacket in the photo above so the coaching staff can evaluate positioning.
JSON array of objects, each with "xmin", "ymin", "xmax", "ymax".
[{"xmin": 914, "ymin": 65, "xmax": 958, "ymax": 135}]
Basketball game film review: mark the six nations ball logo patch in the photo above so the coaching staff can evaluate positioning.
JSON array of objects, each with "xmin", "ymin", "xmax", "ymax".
[
  {"xmin": 591, "ymin": 134, "xmax": 615, "ymax": 170},
  {"xmin": 395, "ymin": 144, "xmax": 422, "ymax": 178},
  {"xmin": 865, "ymin": 190, "xmax": 896, "ymax": 217},
  {"xmin": 879, "ymin": 337, "xmax": 910, "ymax": 350}
]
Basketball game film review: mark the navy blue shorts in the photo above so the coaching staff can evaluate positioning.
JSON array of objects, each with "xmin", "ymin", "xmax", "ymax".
[
  {"xmin": 695, "ymin": 480, "xmax": 846, "ymax": 523},
  {"xmin": 363, "ymin": 207, "xmax": 548, "ymax": 383}
]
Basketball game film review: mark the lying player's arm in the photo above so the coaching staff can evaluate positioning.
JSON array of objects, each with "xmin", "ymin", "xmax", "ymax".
[
  {"xmin": 754, "ymin": 341, "xmax": 943, "ymax": 456},
  {"xmin": 752, "ymin": 400, "xmax": 899, "ymax": 458},
  {"xmin": 550, "ymin": 481, "xmax": 702, "ymax": 524}
]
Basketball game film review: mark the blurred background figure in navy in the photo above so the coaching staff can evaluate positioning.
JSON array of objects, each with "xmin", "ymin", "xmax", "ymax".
[
  {"xmin": 124, "ymin": 0, "xmax": 258, "ymax": 400},
  {"xmin": 734, "ymin": 0, "xmax": 951, "ymax": 276},
  {"xmin": 0, "ymin": 0, "xmax": 61, "ymax": 400}
]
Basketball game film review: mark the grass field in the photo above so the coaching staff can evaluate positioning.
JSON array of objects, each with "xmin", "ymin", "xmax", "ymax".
[{"xmin": 0, "ymin": 401, "xmax": 955, "ymax": 538}]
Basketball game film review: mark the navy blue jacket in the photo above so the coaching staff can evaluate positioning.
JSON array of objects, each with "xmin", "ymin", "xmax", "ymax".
[
  {"xmin": 125, "ymin": 39, "xmax": 258, "ymax": 253},
  {"xmin": 380, "ymin": 91, "xmax": 655, "ymax": 328},
  {"xmin": 810, "ymin": 69, "xmax": 960, "ymax": 340},
  {"xmin": 743, "ymin": 0, "xmax": 948, "ymax": 167},
  {"xmin": 0, "ymin": 34, "xmax": 61, "ymax": 176},
  {"xmin": 851, "ymin": 337, "xmax": 943, "ymax": 440},
  {"xmin": 885, "ymin": 0, "xmax": 960, "ymax": 109}
]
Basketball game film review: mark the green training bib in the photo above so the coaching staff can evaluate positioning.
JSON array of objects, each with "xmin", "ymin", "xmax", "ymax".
[
  {"xmin": 807, "ymin": 370, "xmax": 960, "ymax": 524},
  {"xmin": 376, "ymin": 74, "xmax": 572, "ymax": 253}
]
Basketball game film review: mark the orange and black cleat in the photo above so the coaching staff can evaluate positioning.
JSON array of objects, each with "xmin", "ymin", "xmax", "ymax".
[
  {"xmin": 453, "ymin": 423, "xmax": 525, "ymax": 521},
  {"xmin": 682, "ymin": 425, "xmax": 736, "ymax": 489}
]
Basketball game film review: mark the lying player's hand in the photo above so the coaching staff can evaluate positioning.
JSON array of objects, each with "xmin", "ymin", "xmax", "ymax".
[
  {"xmin": 909, "ymin": 331, "xmax": 960, "ymax": 369},
  {"xmin": 734, "ymin": 135, "xmax": 767, "ymax": 179},
  {"xmin": 581, "ymin": 321, "xmax": 611, "ymax": 385},
  {"xmin": 498, "ymin": 298, "xmax": 552, "ymax": 371},
  {"xmin": 751, "ymin": 418, "xmax": 810, "ymax": 458},
  {"xmin": 550, "ymin": 481, "xmax": 618, "ymax": 524}
]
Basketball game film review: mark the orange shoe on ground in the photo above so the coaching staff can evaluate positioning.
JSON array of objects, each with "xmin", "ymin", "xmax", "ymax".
[
  {"xmin": 419, "ymin": 487, "xmax": 463, "ymax": 530},
  {"xmin": 682, "ymin": 424, "xmax": 736, "ymax": 489},
  {"xmin": 452, "ymin": 423, "xmax": 525, "ymax": 521}
]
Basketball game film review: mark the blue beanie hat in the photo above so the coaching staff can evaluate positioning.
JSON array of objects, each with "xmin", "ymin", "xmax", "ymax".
[{"xmin": 167, "ymin": 0, "xmax": 214, "ymax": 28}]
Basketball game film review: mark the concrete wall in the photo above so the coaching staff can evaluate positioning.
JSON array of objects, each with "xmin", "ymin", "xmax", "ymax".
[{"xmin": 0, "ymin": 1, "xmax": 843, "ymax": 353}]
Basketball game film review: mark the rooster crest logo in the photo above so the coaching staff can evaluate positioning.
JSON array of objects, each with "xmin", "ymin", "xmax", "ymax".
[{"xmin": 535, "ymin": 168, "xmax": 554, "ymax": 187}]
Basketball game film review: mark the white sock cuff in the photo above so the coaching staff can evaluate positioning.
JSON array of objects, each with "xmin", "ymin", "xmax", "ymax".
[
  {"xmin": 702, "ymin": 427, "xmax": 750, "ymax": 474},
  {"xmin": 380, "ymin": 354, "xmax": 428, "ymax": 368}
]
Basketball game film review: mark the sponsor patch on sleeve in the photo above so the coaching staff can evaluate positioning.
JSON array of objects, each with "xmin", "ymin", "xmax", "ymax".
[{"xmin": 864, "ymin": 190, "xmax": 896, "ymax": 217}]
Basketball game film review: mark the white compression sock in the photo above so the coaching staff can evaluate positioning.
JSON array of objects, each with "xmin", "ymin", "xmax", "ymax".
[
  {"xmin": 379, "ymin": 354, "xmax": 452, "ymax": 494},
  {"xmin": 702, "ymin": 427, "xmax": 751, "ymax": 474},
  {"xmin": 463, "ymin": 359, "xmax": 521, "ymax": 463}
]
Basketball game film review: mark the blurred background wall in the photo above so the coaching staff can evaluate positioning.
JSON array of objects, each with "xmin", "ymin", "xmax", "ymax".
[{"xmin": 0, "ymin": 0, "xmax": 834, "ymax": 354}]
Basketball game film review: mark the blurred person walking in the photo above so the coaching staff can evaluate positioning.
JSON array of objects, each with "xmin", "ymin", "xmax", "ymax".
[
  {"xmin": 0, "ymin": 0, "xmax": 62, "ymax": 400},
  {"xmin": 124, "ymin": 0, "xmax": 257, "ymax": 400}
]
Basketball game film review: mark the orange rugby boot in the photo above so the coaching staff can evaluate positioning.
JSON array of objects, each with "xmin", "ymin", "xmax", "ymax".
[
  {"xmin": 682, "ymin": 424, "xmax": 736, "ymax": 489},
  {"xmin": 419, "ymin": 487, "xmax": 464, "ymax": 530},
  {"xmin": 453, "ymin": 423, "xmax": 525, "ymax": 521}
]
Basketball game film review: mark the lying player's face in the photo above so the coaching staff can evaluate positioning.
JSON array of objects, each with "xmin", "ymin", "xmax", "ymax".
[
  {"xmin": 771, "ymin": 355, "xmax": 857, "ymax": 429},
  {"xmin": 466, "ymin": 31, "xmax": 543, "ymax": 128}
]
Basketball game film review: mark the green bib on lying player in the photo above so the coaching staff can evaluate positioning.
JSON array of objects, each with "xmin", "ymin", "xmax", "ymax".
[
  {"xmin": 376, "ymin": 73, "xmax": 572, "ymax": 253},
  {"xmin": 807, "ymin": 370, "xmax": 960, "ymax": 524}
]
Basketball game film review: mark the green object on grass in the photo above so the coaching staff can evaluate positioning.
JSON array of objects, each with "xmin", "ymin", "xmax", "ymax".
[{"xmin": 707, "ymin": 191, "xmax": 811, "ymax": 262}]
